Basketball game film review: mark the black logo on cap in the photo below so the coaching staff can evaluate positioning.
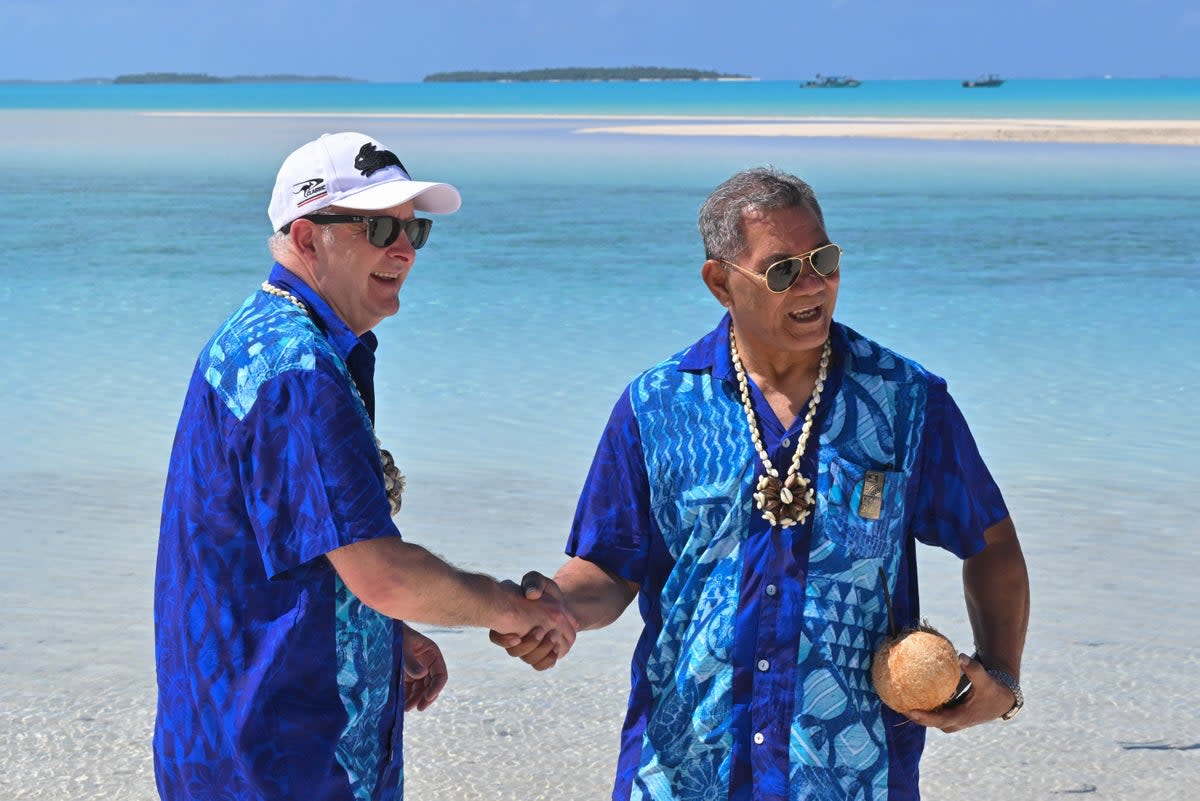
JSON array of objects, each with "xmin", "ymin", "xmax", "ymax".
[
  {"xmin": 293, "ymin": 178, "xmax": 325, "ymax": 197},
  {"xmin": 292, "ymin": 177, "xmax": 328, "ymax": 207},
  {"xmin": 355, "ymin": 143, "xmax": 406, "ymax": 177}
]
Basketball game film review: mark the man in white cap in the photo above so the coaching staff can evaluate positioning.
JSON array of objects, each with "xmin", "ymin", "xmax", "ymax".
[{"xmin": 153, "ymin": 132, "xmax": 578, "ymax": 801}]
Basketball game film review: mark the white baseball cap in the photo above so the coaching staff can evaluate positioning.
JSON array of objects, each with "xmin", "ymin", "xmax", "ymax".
[{"xmin": 268, "ymin": 131, "xmax": 461, "ymax": 231}]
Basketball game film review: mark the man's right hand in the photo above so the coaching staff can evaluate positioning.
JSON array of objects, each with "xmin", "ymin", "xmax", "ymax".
[
  {"xmin": 492, "ymin": 572, "xmax": 573, "ymax": 671},
  {"xmin": 495, "ymin": 571, "xmax": 577, "ymax": 670}
]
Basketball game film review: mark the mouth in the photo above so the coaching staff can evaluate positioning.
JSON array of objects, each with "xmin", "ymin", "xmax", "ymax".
[
  {"xmin": 788, "ymin": 305, "xmax": 823, "ymax": 323},
  {"xmin": 370, "ymin": 271, "xmax": 401, "ymax": 283}
]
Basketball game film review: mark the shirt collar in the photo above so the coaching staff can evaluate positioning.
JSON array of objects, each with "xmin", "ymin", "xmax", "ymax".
[
  {"xmin": 677, "ymin": 311, "xmax": 847, "ymax": 383},
  {"xmin": 678, "ymin": 311, "xmax": 735, "ymax": 381},
  {"xmin": 267, "ymin": 263, "xmax": 378, "ymax": 360}
]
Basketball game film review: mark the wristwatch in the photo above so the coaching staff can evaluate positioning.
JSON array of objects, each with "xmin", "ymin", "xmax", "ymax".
[{"xmin": 985, "ymin": 667, "xmax": 1024, "ymax": 720}]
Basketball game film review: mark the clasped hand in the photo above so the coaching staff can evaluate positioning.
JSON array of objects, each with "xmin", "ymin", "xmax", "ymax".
[
  {"xmin": 491, "ymin": 571, "xmax": 576, "ymax": 671},
  {"xmin": 906, "ymin": 655, "xmax": 1018, "ymax": 733}
]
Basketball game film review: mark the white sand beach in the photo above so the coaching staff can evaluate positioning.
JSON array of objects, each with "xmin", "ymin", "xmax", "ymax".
[{"xmin": 6, "ymin": 471, "xmax": 1199, "ymax": 800}]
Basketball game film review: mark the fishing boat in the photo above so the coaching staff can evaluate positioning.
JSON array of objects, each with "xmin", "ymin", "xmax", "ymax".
[
  {"xmin": 962, "ymin": 74, "xmax": 1004, "ymax": 88},
  {"xmin": 802, "ymin": 74, "xmax": 862, "ymax": 88}
]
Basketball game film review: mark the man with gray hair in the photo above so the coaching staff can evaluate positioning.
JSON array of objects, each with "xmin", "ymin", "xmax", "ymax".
[
  {"xmin": 494, "ymin": 167, "xmax": 1029, "ymax": 800},
  {"xmin": 154, "ymin": 131, "xmax": 577, "ymax": 801}
]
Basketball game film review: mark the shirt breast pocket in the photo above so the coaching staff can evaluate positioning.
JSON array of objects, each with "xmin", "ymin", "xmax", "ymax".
[{"xmin": 816, "ymin": 455, "xmax": 906, "ymax": 560}]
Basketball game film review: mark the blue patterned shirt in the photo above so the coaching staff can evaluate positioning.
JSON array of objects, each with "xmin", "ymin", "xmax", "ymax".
[
  {"xmin": 567, "ymin": 316, "xmax": 1008, "ymax": 801},
  {"xmin": 154, "ymin": 264, "xmax": 406, "ymax": 801}
]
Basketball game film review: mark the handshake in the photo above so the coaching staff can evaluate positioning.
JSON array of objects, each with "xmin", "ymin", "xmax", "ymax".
[{"xmin": 490, "ymin": 571, "xmax": 579, "ymax": 671}]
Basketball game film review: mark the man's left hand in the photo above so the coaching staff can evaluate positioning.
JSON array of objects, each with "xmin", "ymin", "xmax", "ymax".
[
  {"xmin": 906, "ymin": 654, "xmax": 1018, "ymax": 733},
  {"xmin": 402, "ymin": 625, "xmax": 448, "ymax": 712}
]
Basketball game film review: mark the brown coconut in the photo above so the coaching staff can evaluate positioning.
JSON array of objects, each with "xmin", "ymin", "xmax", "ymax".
[{"xmin": 871, "ymin": 626, "xmax": 961, "ymax": 714}]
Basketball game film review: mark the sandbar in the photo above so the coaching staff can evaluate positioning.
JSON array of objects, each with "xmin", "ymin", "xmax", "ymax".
[
  {"xmin": 131, "ymin": 111, "xmax": 1200, "ymax": 145},
  {"xmin": 133, "ymin": 111, "xmax": 1200, "ymax": 145},
  {"xmin": 574, "ymin": 116, "xmax": 1200, "ymax": 146}
]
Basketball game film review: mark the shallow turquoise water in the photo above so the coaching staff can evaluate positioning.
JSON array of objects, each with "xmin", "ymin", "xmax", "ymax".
[
  {"xmin": 1, "ymin": 77, "xmax": 1198, "ymax": 118},
  {"xmin": 2, "ymin": 112, "xmax": 1196, "ymax": 499}
]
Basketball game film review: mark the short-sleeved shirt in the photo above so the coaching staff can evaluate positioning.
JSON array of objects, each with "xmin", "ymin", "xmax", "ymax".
[
  {"xmin": 568, "ymin": 316, "xmax": 1008, "ymax": 801},
  {"xmin": 154, "ymin": 263, "xmax": 407, "ymax": 801}
]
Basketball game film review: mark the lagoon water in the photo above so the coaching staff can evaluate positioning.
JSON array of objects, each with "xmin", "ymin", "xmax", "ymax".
[
  {"xmin": 1, "ymin": 81, "xmax": 1198, "ymax": 800},
  {"xmin": 3, "ymin": 77, "xmax": 1200, "ymax": 118}
]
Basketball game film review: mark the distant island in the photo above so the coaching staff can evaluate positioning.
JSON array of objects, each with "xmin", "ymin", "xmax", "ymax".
[
  {"xmin": 423, "ymin": 67, "xmax": 752, "ymax": 82},
  {"xmin": 112, "ymin": 72, "xmax": 362, "ymax": 84}
]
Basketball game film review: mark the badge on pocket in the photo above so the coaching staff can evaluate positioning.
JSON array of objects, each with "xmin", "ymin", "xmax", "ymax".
[{"xmin": 858, "ymin": 470, "xmax": 885, "ymax": 520}]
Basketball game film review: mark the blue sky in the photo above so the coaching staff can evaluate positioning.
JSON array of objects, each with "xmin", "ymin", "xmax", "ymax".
[{"xmin": 3, "ymin": 0, "xmax": 1197, "ymax": 81}]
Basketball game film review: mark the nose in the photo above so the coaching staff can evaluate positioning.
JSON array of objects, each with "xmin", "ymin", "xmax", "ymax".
[
  {"xmin": 789, "ymin": 268, "xmax": 827, "ymax": 293},
  {"xmin": 387, "ymin": 232, "xmax": 416, "ymax": 261}
]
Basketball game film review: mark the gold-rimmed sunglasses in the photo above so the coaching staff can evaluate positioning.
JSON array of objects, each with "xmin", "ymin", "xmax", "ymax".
[{"xmin": 720, "ymin": 243, "xmax": 842, "ymax": 293}]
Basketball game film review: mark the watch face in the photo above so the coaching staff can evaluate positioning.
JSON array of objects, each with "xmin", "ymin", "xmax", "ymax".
[{"xmin": 1000, "ymin": 686, "xmax": 1023, "ymax": 720}]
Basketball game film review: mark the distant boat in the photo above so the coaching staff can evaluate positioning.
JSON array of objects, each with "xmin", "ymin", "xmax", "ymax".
[
  {"xmin": 962, "ymin": 74, "xmax": 1004, "ymax": 88},
  {"xmin": 802, "ymin": 74, "xmax": 862, "ymax": 88}
]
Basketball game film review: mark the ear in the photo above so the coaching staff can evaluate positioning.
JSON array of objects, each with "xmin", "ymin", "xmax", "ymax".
[
  {"xmin": 701, "ymin": 259, "xmax": 734, "ymax": 309},
  {"xmin": 289, "ymin": 219, "xmax": 317, "ymax": 253},
  {"xmin": 288, "ymin": 219, "xmax": 323, "ymax": 272}
]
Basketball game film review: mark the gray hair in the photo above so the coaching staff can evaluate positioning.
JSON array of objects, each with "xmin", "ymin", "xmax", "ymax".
[
  {"xmin": 267, "ymin": 230, "xmax": 298, "ymax": 264},
  {"xmin": 267, "ymin": 211, "xmax": 346, "ymax": 265},
  {"xmin": 698, "ymin": 167, "xmax": 826, "ymax": 260}
]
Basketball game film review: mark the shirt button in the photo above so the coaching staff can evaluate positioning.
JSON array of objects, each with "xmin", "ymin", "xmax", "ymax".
[
  {"xmin": 765, "ymin": 584, "xmax": 778, "ymax": 597},
  {"xmin": 753, "ymin": 732, "xmax": 765, "ymax": 745},
  {"xmin": 781, "ymin": 437, "xmax": 791, "ymax": 448},
  {"xmin": 757, "ymin": 659, "xmax": 770, "ymax": 672}
]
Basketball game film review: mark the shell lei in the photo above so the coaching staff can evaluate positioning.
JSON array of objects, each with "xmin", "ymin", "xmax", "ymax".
[
  {"xmin": 729, "ymin": 325, "xmax": 831, "ymax": 528},
  {"xmin": 261, "ymin": 281, "xmax": 405, "ymax": 516}
]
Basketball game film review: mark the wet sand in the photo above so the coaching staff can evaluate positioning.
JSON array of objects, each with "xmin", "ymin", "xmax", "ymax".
[{"xmin": 3, "ymin": 470, "xmax": 1199, "ymax": 800}]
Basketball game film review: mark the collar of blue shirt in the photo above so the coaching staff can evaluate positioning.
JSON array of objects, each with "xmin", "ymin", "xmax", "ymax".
[{"xmin": 266, "ymin": 262, "xmax": 379, "ymax": 363}]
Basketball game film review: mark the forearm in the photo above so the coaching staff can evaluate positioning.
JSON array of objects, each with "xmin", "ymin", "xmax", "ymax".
[
  {"xmin": 963, "ymin": 517, "xmax": 1030, "ymax": 678},
  {"xmin": 329, "ymin": 538, "xmax": 523, "ymax": 633},
  {"xmin": 554, "ymin": 557, "xmax": 638, "ymax": 631}
]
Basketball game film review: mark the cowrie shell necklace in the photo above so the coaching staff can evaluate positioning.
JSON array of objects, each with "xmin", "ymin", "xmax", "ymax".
[
  {"xmin": 729, "ymin": 324, "xmax": 830, "ymax": 528},
  {"xmin": 261, "ymin": 281, "xmax": 405, "ymax": 516}
]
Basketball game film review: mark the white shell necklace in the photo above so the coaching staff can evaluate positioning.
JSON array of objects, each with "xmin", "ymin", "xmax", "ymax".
[
  {"xmin": 261, "ymin": 281, "xmax": 405, "ymax": 516},
  {"xmin": 729, "ymin": 324, "xmax": 831, "ymax": 528}
]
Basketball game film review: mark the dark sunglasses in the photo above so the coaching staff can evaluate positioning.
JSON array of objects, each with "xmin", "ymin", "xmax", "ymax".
[
  {"xmin": 720, "ymin": 243, "xmax": 842, "ymax": 293},
  {"xmin": 294, "ymin": 214, "xmax": 432, "ymax": 249}
]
